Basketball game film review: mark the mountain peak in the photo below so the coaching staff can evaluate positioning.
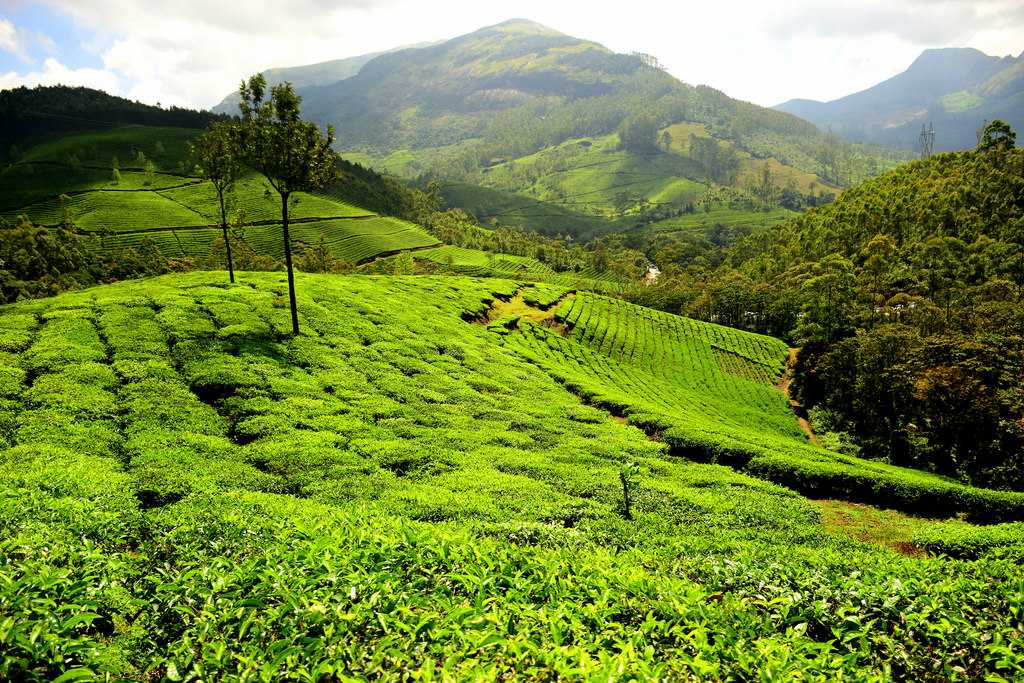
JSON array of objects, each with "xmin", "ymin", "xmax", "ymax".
[
  {"xmin": 774, "ymin": 44, "xmax": 1023, "ymax": 151},
  {"xmin": 477, "ymin": 18, "xmax": 565, "ymax": 36},
  {"xmin": 908, "ymin": 46, "xmax": 990, "ymax": 70}
]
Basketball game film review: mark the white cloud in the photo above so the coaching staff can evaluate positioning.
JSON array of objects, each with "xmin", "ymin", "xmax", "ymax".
[
  {"xmin": 0, "ymin": 57, "xmax": 120, "ymax": 93},
  {"xmin": 27, "ymin": 0, "xmax": 1024, "ymax": 109},
  {"xmin": 0, "ymin": 18, "xmax": 22, "ymax": 56},
  {"xmin": 40, "ymin": 0, "xmax": 408, "ymax": 108}
]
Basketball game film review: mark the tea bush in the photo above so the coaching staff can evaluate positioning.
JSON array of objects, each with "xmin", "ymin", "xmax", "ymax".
[{"xmin": 1, "ymin": 272, "xmax": 1022, "ymax": 679}]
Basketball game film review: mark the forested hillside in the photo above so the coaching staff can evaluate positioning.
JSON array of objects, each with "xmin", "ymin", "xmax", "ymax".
[{"xmin": 634, "ymin": 124, "xmax": 1024, "ymax": 488}]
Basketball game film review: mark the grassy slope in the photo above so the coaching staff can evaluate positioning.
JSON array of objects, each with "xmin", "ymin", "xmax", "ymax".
[
  {"xmin": 439, "ymin": 181, "xmax": 614, "ymax": 238},
  {"xmin": 479, "ymin": 135, "xmax": 708, "ymax": 218},
  {"xmin": 661, "ymin": 122, "xmax": 840, "ymax": 197},
  {"xmin": 1, "ymin": 128, "xmax": 439, "ymax": 263},
  {"xmin": 645, "ymin": 206, "xmax": 797, "ymax": 235},
  {"xmin": 1, "ymin": 272, "xmax": 1023, "ymax": 679},
  {"xmin": 413, "ymin": 245, "xmax": 627, "ymax": 293}
]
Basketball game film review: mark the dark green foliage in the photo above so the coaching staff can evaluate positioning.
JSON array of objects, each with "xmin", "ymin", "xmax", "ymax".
[
  {"xmin": 689, "ymin": 134, "xmax": 740, "ymax": 185},
  {"xmin": 616, "ymin": 114, "xmax": 659, "ymax": 153},
  {"xmin": 978, "ymin": 119, "xmax": 1017, "ymax": 152},
  {"xmin": 0, "ymin": 220, "xmax": 94, "ymax": 301}
]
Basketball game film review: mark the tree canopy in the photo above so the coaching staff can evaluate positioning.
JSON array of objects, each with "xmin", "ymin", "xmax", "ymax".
[{"xmin": 236, "ymin": 74, "xmax": 340, "ymax": 334}]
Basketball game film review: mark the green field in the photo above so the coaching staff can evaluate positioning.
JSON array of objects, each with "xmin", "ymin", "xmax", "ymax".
[
  {"xmin": 367, "ymin": 129, "xmax": 841, "ymax": 239},
  {"xmin": 1, "ymin": 128, "xmax": 440, "ymax": 264},
  {"xmin": 480, "ymin": 135, "xmax": 709, "ymax": 218},
  {"xmin": 660, "ymin": 122, "xmax": 841, "ymax": 197},
  {"xmin": 2, "ymin": 271, "xmax": 1023, "ymax": 679}
]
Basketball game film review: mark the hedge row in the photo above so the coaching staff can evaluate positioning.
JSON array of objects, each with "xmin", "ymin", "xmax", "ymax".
[{"xmin": 655, "ymin": 427, "xmax": 1024, "ymax": 524}]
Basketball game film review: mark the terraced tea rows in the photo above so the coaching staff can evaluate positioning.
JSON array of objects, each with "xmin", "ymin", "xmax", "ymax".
[
  {"xmin": 502, "ymin": 292, "xmax": 1024, "ymax": 522},
  {"xmin": 1, "ymin": 128, "xmax": 439, "ymax": 265},
  {"xmin": 2, "ymin": 272, "xmax": 1023, "ymax": 680}
]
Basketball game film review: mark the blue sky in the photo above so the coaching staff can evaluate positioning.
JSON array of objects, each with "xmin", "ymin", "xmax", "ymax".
[
  {"xmin": 2, "ymin": 0, "xmax": 1022, "ymax": 110},
  {"xmin": 0, "ymin": 3, "xmax": 95, "ymax": 71}
]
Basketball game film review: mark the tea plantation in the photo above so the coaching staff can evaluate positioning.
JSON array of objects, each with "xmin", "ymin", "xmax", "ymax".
[
  {"xmin": 1, "ymin": 128, "xmax": 439, "ymax": 263},
  {"xmin": 1, "ymin": 271, "xmax": 1023, "ymax": 680}
]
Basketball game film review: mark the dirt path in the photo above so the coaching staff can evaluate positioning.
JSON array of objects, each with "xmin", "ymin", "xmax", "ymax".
[{"xmin": 777, "ymin": 347, "xmax": 821, "ymax": 446}]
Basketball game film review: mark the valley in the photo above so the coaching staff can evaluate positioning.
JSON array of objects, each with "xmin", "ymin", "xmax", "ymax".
[{"xmin": 1, "ymin": 6, "xmax": 1023, "ymax": 681}]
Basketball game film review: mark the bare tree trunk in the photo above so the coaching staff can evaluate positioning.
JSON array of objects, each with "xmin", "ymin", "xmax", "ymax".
[
  {"xmin": 281, "ymin": 192, "xmax": 299, "ymax": 335},
  {"xmin": 218, "ymin": 192, "xmax": 234, "ymax": 283}
]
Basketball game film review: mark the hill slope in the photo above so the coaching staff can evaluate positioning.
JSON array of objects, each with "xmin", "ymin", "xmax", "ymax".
[
  {"xmin": 0, "ymin": 85, "xmax": 224, "ymax": 161},
  {"xmin": 253, "ymin": 19, "xmax": 900, "ymax": 234},
  {"xmin": 0, "ymin": 126, "xmax": 439, "ymax": 263},
  {"xmin": 776, "ymin": 47, "xmax": 1024, "ymax": 151},
  {"xmin": 1, "ymin": 272, "xmax": 1022, "ymax": 678},
  {"xmin": 210, "ymin": 41, "xmax": 440, "ymax": 115},
  {"xmin": 645, "ymin": 144, "xmax": 1024, "ymax": 488}
]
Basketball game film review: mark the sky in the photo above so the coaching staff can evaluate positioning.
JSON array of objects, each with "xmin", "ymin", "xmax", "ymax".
[{"xmin": 1, "ymin": 0, "xmax": 1022, "ymax": 111}]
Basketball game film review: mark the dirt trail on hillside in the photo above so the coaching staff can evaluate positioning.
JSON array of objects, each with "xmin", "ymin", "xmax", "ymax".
[{"xmin": 777, "ymin": 348, "xmax": 821, "ymax": 446}]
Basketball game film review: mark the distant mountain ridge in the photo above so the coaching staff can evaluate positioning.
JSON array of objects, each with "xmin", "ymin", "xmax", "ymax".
[
  {"xmin": 219, "ymin": 19, "xmax": 824, "ymax": 155},
  {"xmin": 775, "ymin": 47, "xmax": 1024, "ymax": 151}
]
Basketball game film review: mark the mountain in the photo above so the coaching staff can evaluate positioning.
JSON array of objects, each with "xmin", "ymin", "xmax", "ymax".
[
  {"xmin": 211, "ymin": 42, "xmax": 439, "ymax": 115},
  {"xmin": 297, "ymin": 18, "xmax": 819, "ymax": 157},
  {"xmin": 211, "ymin": 53, "xmax": 386, "ymax": 115},
  {"xmin": 775, "ymin": 47, "xmax": 1024, "ymax": 151},
  {"xmin": 246, "ymin": 18, "xmax": 900, "ymax": 236}
]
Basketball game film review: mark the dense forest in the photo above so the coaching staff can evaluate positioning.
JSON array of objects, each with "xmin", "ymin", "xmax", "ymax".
[{"xmin": 628, "ymin": 124, "xmax": 1024, "ymax": 488}]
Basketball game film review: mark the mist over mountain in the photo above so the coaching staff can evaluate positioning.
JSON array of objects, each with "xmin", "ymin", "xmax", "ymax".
[{"xmin": 776, "ymin": 47, "xmax": 1024, "ymax": 151}]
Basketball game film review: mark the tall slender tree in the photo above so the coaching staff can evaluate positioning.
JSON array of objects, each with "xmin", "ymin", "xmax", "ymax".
[
  {"xmin": 191, "ymin": 122, "xmax": 242, "ymax": 283},
  {"xmin": 236, "ymin": 74, "xmax": 339, "ymax": 335}
]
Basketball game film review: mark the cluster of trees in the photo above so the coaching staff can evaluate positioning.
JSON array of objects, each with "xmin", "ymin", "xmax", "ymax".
[
  {"xmin": 689, "ymin": 134, "xmax": 740, "ymax": 185},
  {"xmin": 0, "ymin": 216, "xmax": 171, "ymax": 303},
  {"xmin": 616, "ymin": 115, "xmax": 660, "ymax": 153},
  {"xmin": 626, "ymin": 122, "xmax": 1024, "ymax": 488},
  {"xmin": 187, "ymin": 75, "xmax": 339, "ymax": 334}
]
